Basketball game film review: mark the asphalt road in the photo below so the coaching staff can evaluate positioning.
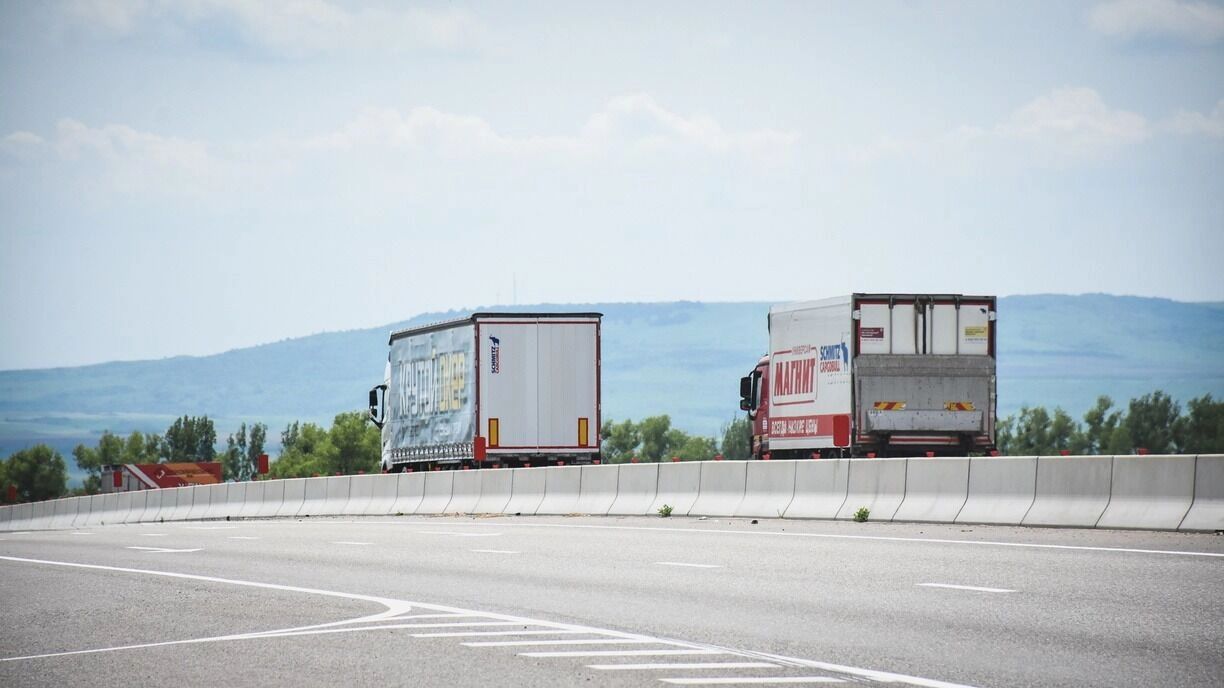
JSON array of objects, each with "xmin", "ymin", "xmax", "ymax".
[{"xmin": 2, "ymin": 515, "xmax": 1222, "ymax": 687}]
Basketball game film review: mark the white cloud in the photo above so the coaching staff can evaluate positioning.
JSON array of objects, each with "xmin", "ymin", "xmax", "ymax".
[
  {"xmin": 1088, "ymin": 0, "xmax": 1224, "ymax": 45},
  {"xmin": 62, "ymin": 0, "xmax": 486, "ymax": 56},
  {"xmin": 1162, "ymin": 99, "xmax": 1224, "ymax": 137},
  {"xmin": 850, "ymin": 88, "xmax": 1149, "ymax": 165}
]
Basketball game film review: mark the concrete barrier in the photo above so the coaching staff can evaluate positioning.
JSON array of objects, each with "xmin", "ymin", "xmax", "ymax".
[
  {"xmin": 955, "ymin": 456, "xmax": 1038, "ymax": 525},
  {"xmin": 1022, "ymin": 455, "xmax": 1113, "ymax": 528},
  {"xmin": 237, "ymin": 481, "xmax": 265, "ymax": 519},
  {"xmin": 1181, "ymin": 454, "xmax": 1224, "ymax": 532},
  {"xmin": 84, "ymin": 493, "xmax": 116, "ymax": 526},
  {"xmin": 574, "ymin": 465, "xmax": 618, "ymax": 515},
  {"xmin": 0, "ymin": 503, "xmax": 12, "ymax": 530},
  {"xmin": 139, "ymin": 489, "xmax": 169, "ymax": 523},
  {"xmin": 784, "ymin": 460, "xmax": 849, "ymax": 519},
  {"xmin": 650, "ymin": 462, "xmax": 702, "ymax": 516},
  {"xmin": 504, "ymin": 468, "xmax": 547, "ymax": 515},
  {"xmin": 216, "ymin": 482, "xmax": 249, "ymax": 520},
  {"xmin": 250, "ymin": 480, "xmax": 286, "ymax": 518},
  {"xmin": 122, "ymin": 490, "xmax": 148, "ymax": 524},
  {"xmin": 536, "ymin": 466, "xmax": 583, "ymax": 515},
  {"xmin": 296, "ymin": 477, "xmax": 329, "ymax": 517},
  {"xmin": 608, "ymin": 463, "xmax": 658, "ymax": 516},
  {"xmin": 51, "ymin": 497, "xmax": 81, "ymax": 529},
  {"xmin": 735, "ymin": 461, "xmax": 798, "ymax": 518},
  {"xmin": 28, "ymin": 500, "xmax": 53, "ymax": 530},
  {"xmin": 1097, "ymin": 455, "xmax": 1196, "ymax": 530},
  {"xmin": 71, "ymin": 495, "xmax": 94, "ymax": 527},
  {"xmin": 445, "ymin": 470, "xmax": 482, "ymax": 513},
  {"xmin": 276, "ymin": 479, "xmax": 307, "ymax": 518},
  {"xmin": 358, "ymin": 473, "xmax": 397, "ymax": 515},
  {"xmin": 689, "ymin": 461, "xmax": 747, "ymax": 517},
  {"xmin": 390, "ymin": 472, "xmax": 426, "ymax": 514},
  {"xmin": 417, "ymin": 471, "xmax": 455, "ymax": 513},
  {"xmin": 9, "ymin": 504, "xmax": 32, "ymax": 530},
  {"xmin": 893, "ymin": 458, "xmax": 970, "ymax": 523},
  {"xmin": 836, "ymin": 458, "xmax": 907, "ymax": 521},
  {"xmin": 186, "ymin": 484, "xmax": 219, "ymax": 521},
  {"xmin": 473, "ymin": 468, "xmax": 514, "ymax": 514},
  {"xmin": 343, "ymin": 475, "xmax": 378, "ymax": 516}
]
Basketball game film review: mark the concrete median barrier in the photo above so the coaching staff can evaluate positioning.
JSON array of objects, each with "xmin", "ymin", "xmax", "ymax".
[
  {"xmin": 689, "ymin": 461, "xmax": 747, "ymax": 517},
  {"xmin": 1022, "ymin": 455, "xmax": 1113, "ymax": 528},
  {"xmin": 472, "ymin": 468, "xmax": 514, "ymax": 514},
  {"xmin": 72, "ymin": 496, "xmax": 95, "ymax": 527},
  {"xmin": 276, "ymin": 479, "xmax": 307, "ymax": 518},
  {"xmin": 305, "ymin": 476, "xmax": 351, "ymax": 517},
  {"xmin": 237, "ymin": 481, "xmax": 265, "ymax": 519},
  {"xmin": 85, "ymin": 493, "xmax": 117, "ymax": 526},
  {"xmin": 955, "ymin": 456, "xmax": 1037, "ymax": 525},
  {"xmin": 0, "ymin": 504, "xmax": 12, "ymax": 530},
  {"xmin": 390, "ymin": 472, "xmax": 426, "ymax": 514},
  {"xmin": 784, "ymin": 460, "xmax": 849, "ymax": 519},
  {"xmin": 650, "ymin": 462, "xmax": 702, "ymax": 516},
  {"xmin": 893, "ymin": 458, "xmax": 970, "ymax": 523},
  {"xmin": 214, "ymin": 483, "xmax": 248, "ymax": 520},
  {"xmin": 27, "ymin": 501, "xmax": 53, "ymax": 530},
  {"xmin": 576, "ymin": 465, "xmax": 619, "ymax": 515},
  {"xmin": 296, "ymin": 477, "xmax": 330, "ymax": 517},
  {"xmin": 608, "ymin": 463, "xmax": 659, "ymax": 516},
  {"xmin": 1180, "ymin": 454, "xmax": 1224, "ymax": 532},
  {"xmin": 122, "ymin": 490, "xmax": 148, "ymax": 524},
  {"xmin": 186, "ymin": 485, "xmax": 218, "ymax": 521},
  {"xmin": 836, "ymin": 458, "xmax": 907, "ymax": 521},
  {"xmin": 9, "ymin": 504, "xmax": 32, "ymax": 530},
  {"xmin": 504, "ymin": 468, "xmax": 547, "ymax": 515},
  {"xmin": 169, "ymin": 486, "xmax": 197, "ymax": 522},
  {"xmin": 735, "ymin": 461, "xmax": 797, "ymax": 519},
  {"xmin": 535, "ymin": 466, "xmax": 582, "ymax": 515},
  {"xmin": 343, "ymin": 475, "xmax": 377, "ymax": 516},
  {"xmin": 139, "ymin": 489, "xmax": 167, "ymax": 523},
  {"xmin": 447, "ymin": 470, "xmax": 484, "ymax": 513},
  {"xmin": 249, "ymin": 480, "xmax": 285, "ymax": 518},
  {"xmin": 50, "ymin": 497, "xmax": 81, "ymax": 529},
  {"xmin": 417, "ymin": 471, "xmax": 455, "ymax": 513},
  {"xmin": 1097, "ymin": 455, "xmax": 1196, "ymax": 530}
]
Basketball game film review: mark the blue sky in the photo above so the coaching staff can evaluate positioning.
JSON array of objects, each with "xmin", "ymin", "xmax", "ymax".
[{"xmin": 1, "ymin": 1, "xmax": 1222, "ymax": 369}]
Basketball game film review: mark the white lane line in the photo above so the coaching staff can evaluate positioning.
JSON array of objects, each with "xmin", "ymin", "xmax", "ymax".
[
  {"xmin": 70, "ymin": 532, "xmax": 94, "ymax": 536},
  {"xmin": 521, "ymin": 649, "xmax": 724, "ymax": 658},
  {"xmin": 470, "ymin": 549, "xmax": 519, "ymax": 554},
  {"xmin": 661, "ymin": 678, "xmax": 845, "ymax": 685},
  {"xmin": 382, "ymin": 613, "xmax": 480, "ymax": 621},
  {"xmin": 413, "ymin": 629, "xmax": 585, "ymax": 638},
  {"xmin": 917, "ymin": 583, "xmax": 1015, "ymax": 594},
  {"xmin": 185, "ymin": 526, "xmax": 238, "ymax": 530},
  {"xmin": 416, "ymin": 531, "xmax": 501, "ymax": 538},
  {"xmin": 381, "ymin": 521, "xmax": 1224, "ymax": 559},
  {"xmin": 124, "ymin": 547, "xmax": 202, "ymax": 553},
  {"xmin": 464, "ymin": 638, "xmax": 657, "ymax": 647},
  {"xmin": 590, "ymin": 663, "xmax": 780, "ymax": 671},
  {"xmin": 0, "ymin": 555, "xmax": 981, "ymax": 688},
  {"xmin": 228, "ymin": 536, "xmax": 260, "ymax": 540},
  {"xmin": 656, "ymin": 562, "xmax": 721, "ymax": 569},
  {"xmin": 332, "ymin": 541, "xmax": 373, "ymax": 546},
  {"xmin": 140, "ymin": 533, "xmax": 168, "ymax": 537}
]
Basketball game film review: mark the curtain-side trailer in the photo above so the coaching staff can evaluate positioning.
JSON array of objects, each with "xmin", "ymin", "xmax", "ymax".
[
  {"xmin": 739, "ymin": 294, "xmax": 997, "ymax": 458},
  {"xmin": 369, "ymin": 312, "xmax": 602, "ymax": 471}
]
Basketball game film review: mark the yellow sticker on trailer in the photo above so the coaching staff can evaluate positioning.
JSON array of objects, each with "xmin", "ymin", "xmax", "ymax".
[
  {"xmin": 873, "ymin": 401, "xmax": 906, "ymax": 410},
  {"xmin": 945, "ymin": 402, "xmax": 975, "ymax": 411},
  {"xmin": 963, "ymin": 326, "xmax": 988, "ymax": 338}
]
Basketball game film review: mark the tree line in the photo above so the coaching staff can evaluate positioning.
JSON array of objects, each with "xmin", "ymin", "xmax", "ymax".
[
  {"xmin": 599, "ymin": 415, "xmax": 751, "ymax": 463},
  {"xmin": 997, "ymin": 392, "xmax": 1222, "ymax": 456}
]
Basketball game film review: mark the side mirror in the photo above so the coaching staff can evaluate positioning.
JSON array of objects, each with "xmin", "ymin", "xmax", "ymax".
[{"xmin": 739, "ymin": 375, "xmax": 752, "ymax": 400}]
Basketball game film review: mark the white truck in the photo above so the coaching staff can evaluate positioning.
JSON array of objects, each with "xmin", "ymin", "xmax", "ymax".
[
  {"xmin": 369, "ymin": 312, "xmax": 602, "ymax": 471},
  {"xmin": 739, "ymin": 294, "xmax": 997, "ymax": 458}
]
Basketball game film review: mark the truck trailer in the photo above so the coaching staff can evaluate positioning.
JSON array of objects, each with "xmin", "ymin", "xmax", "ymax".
[
  {"xmin": 739, "ymin": 294, "xmax": 997, "ymax": 458},
  {"xmin": 369, "ymin": 312, "xmax": 602, "ymax": 471}
]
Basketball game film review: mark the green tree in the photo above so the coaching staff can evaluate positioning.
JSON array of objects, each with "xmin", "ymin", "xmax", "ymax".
[
  {"xmin": 247, "ymin": 422, "xmax": 267, "ymax": 476},
  {"xmin": 676, "ymin": 435, "xmax": 717, "ymax": 461},
  {"xmin": 1081, "ymin": 396, "xmax": 1122, "ymax": 455},
  {"xmin": 121, "ymin": 431, "xmax": 161, "ymax": 463},
  {"xmin": 163, "ymin": 415, "xmax": 217, "ymax": 462},
  {"xmin": 720, "ymin": 417, "xmax": 752, "ymax": 461},
  {"xmin": 1125, "ymin": 392, "xmax": 1180, "ymax": 453},
  {"xmin": 5, "ymin": 445, "xmax": 68, "ymax": 501},
  {"xmin": 223, "ymin": 422, "xmax": 249, "ymax": 481},
  {"xmin": 72, "ymin": 430, "xmax": 124, "ymax": 494},
  {"xmin": 600, "ymin": 419, "xmax": 640, "ymax": 463},
  {"xmin": 1176, "ymin": 395, "xmax": 1224, "ymax": 453},
  {"xmin": 638, "ymin": 415, "xmax": 676, "ymax": 462},
  {"xmin": 329, "ymin": 411, "xmax": 380, "ymax": 474},
  {"xmin": 996, "ymin": 406, "xmax": 1080, "ymax": 455},
  {"xmin": 269, "ymin": 422, "xmax": 335, "ymax": 479}
]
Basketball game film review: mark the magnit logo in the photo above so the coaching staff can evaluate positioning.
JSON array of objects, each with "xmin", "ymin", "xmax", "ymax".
[
  {"xmin": 819, "ymin": 342, "xmax": 849, "ymax": 373},
  {"xmin": 489, "ymin": 336, "xmax": 501, "ymax": 374}
]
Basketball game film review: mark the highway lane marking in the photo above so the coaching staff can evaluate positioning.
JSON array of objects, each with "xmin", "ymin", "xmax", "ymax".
[
  {"xmin": 140, "ymin": 533, "xmax": 168, "ymax": 537},
  {"xmin": 185, "ymin": 526, "xmax": 238, "ymax": 530},
  {"xmin": 917, "ymin": 583, "xmax": 1015, "ymax": 594},
  {"xmin": 378, "ymin": 521, "xmax": 1224, "ymax": 559},
  {"xmin": 521, "ymin": 649, "xmax": 725, "ymax": 658},
  {"xmin": 590, "ymin": 663, "xmax": 781, "ymax": 671},
  {"xmin": 464, "ymin": 638, "xmax": 658, "ymax": 647},
  {"xmin": 416, "ymin": 530, "xmax": 502, "ymax": 537},
  {"xmin": 0, "ymin": 554, "xmax": 982, "ymax": 688},
  {"xmin": 70, "ymin": 532, "xmax": 94, "ymax": 536},
  {"xmin": 331, "ymin": 541, "xmax": 373, "ymax": 545},
  {"xmin": 125, "ymin": 546, "xmax": 202, "ymax": 553},
  {"xmin": 661, "ymin": 678, "xmax": 846, "ymax": 685},
  {"xmin": 413, "ymin": 629, "xmax": 586, "ymax": 638},
  {"xmin": 470, "ymin": 549, "xmax": 519, "ymax": 554},
  {"xmin": 382, "ymin": 613, "xmax": 480, "ymax": 621},
  {"xmin": 228, "ymin": 536, "xmax": 260, "ymax": 540},
  {"xmin": 656, "ymin": 562, "xmax": 721, "ymax": 569}
]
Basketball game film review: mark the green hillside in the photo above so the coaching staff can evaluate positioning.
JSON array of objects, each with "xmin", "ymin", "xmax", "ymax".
[{"xmin": 2, "ymin": 296, "xmax": 1222, "ymax": 475}]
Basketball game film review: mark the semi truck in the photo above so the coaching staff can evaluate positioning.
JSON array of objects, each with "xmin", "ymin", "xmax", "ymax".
[
  {"xmin": 368, "ymin": 312, "xmax": 602, "ymax": 471},
  {"xmin": 739, "ymin": 294, "xmax": 997, "ymax": 458}
]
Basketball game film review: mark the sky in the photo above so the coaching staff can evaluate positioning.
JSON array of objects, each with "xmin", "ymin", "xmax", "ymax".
[{"xmin": 1, "ymin": 0, "xmax": 1222, "ymax": 370}]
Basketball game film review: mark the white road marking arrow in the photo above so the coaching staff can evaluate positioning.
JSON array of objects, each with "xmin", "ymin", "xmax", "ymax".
[{"xmin": 125, "ymin": 546, "xmax": 202, "ymax": 553}]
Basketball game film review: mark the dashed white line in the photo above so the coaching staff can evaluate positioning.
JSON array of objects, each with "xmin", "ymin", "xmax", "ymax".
[
  {"xmin": 470, "ymin": 549, "xmax": 519, "ymax": 554},
  {"xmin": 140, "ymin": 533, "xmax": 168, "ymax": 537},
  {"xmin": 661, "ymin": 678, "xmax": 845, "ymax": 685},
  {"xmin": 382, "ymin": 613, "xmax": 479, "ymax": 621},
  {"xmin": 464, "ymin": 638, "xmax": 656, "ymax": 647},
  {"xmin": 228, "ymin": 536, "xmax": 260, "ymax": 540},
  {"xmin": 656, "ymin": 562, "xmax": 722, "ymax": 569},
  {"xmin": 70, "ymin": 532, "xmax": 94, "ymax": 536},
  {"xmin": 521, "ymin": 649, "xmax": 724, "ymax": 658},
  {"xmin": 589, "ymin": 663, "xmax": 780, "ymax": 671},
  {"xmin": 917, "ymin": 583, "xmax": 1016, "ymax": 594},
  {"xmin": 413, "ymin": 629, "xmax": 585, "ymax": 639},
  {"xmin": 185, "ymin": 526, "xmax": 238, "ymax": 530},
  {"xmin": 416, "ymin": 531, "xmax": 502, "ymax": 538},
  {"xmin": 332, "ymin": 541, "xmax": 373, "ymax": 546},
  {"xmin": 125, "ymin": 546, "xmax": 202, "ymax": 553}
]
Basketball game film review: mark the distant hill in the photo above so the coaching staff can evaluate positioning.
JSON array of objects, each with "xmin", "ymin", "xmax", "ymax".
[{"xmin": 2, "ymin": 295, "xmax": 1222, "ymax": 482}]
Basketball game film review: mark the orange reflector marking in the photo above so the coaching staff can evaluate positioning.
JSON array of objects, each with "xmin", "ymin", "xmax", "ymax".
[
  {"xmin": 578, "ymin": 418, "xmax": 589, "ymax": 447},
  {"xmin": 944, "ymin": 402, "xmax": 975, "ymax": 411},
  {"xmin": 488, "ymin": 418, "xmax": 500, "ymax": 447},
  {"xmin": 873, "ymin": 401, "xmax": 906, "ymax": 410}
]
